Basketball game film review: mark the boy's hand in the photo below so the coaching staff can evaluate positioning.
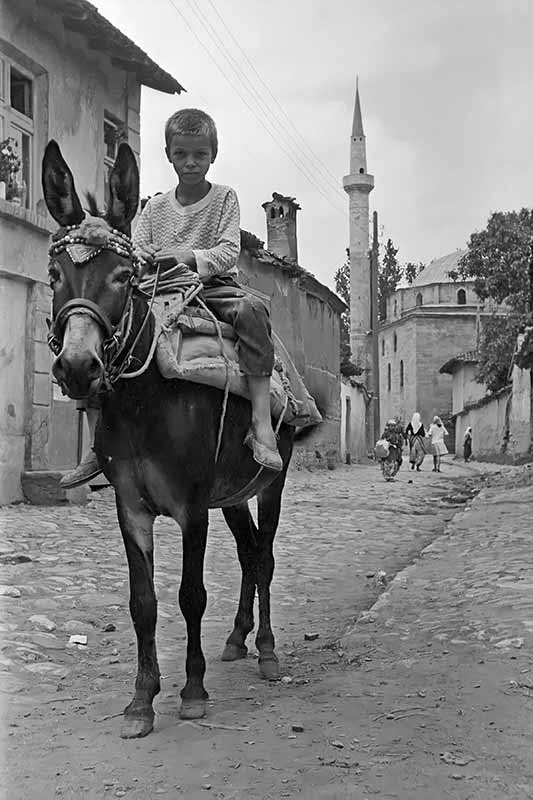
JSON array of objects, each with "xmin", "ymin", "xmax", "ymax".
[
  {"xmin": 154, "ymin": 248, "xmax": 197, "ymax": 270},
  {"xmin": 135, "ymin": 243, "xmax": 160, "ymax": 266}
]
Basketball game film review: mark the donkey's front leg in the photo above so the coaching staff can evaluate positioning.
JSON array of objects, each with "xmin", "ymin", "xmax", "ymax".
[
  {"xmin": 255, "ymin": 469, "xmax": 288, "ymax": 681},
  {"xmin": 116, "ymin": 495, "xmax": 159, "ymax": 738},
  {"xmin": 178, "ymin": 506, "xmax": 209, "ymax": 720}
]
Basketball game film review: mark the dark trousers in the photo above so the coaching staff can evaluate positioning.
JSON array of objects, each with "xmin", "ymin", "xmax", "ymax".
[{"xmin": 199, "ymin": 275, "xmax": 274, "ymax": 376}]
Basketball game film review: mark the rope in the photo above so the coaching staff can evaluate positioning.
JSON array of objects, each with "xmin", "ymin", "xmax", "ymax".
[
  {"xmin": 196, "ymin": 295, "xmax": 233, "ymax": 463},
  {"xmin": 109, "ymin": 262, "xmax": 163, "ymax": 383}
]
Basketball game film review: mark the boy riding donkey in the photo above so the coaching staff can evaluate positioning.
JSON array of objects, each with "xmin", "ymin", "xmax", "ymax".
[{"xmin": 61, "ymin": 109, "xmax": 283, "ymax": 488}]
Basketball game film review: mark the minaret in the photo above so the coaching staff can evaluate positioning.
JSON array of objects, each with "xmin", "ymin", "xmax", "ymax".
[{"xmin": 343, "ymin": 81, "xmax": 374, "ymax": 372}]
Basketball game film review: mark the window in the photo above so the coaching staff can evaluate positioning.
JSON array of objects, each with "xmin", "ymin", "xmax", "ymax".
[
  {"xmin": 400, "ymin": 360, "xmax": 404, "ymax": 388},
  {"xmin": 394, "ymin": 300, "xmax": 398, "ymax": 317},
  {"xmin": 393, "ymin": 333, "xmax": 397, "ymax": 353},
  {"xmin": 416, "ymin": 292, "xmax": 423, "ymax": 307},
  {"xmin": 0, "ymin": 56, "xmax": 34, "ymax": 208},
  {"xmin": 104, "ymin": 113, "xmax": 126, "ymax": 207},
  {"xmin": 381, "ymin": 339, "xmax": 385, "ymax": 357},
  {"xmin": 457, "ymin": 288, "xmax": 466, "ymax": 305},
  {"xmin": 387, "ymin": 363, "xmax": 391, "ymax": 392}
]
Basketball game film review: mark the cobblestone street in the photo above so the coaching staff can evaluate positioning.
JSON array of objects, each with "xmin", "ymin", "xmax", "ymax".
[{"xmin": 1, "ymin": 457, "xmax": 532, "ymax": 799}]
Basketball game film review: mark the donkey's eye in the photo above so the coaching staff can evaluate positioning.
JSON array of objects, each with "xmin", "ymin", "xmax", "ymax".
[
  {"xmin": 113, "ymin": 268, "xmax": 133, "ymax": 285},
  {"xmin": 48, "ymin": 266, "xmax": 61, "ymax": 288}
]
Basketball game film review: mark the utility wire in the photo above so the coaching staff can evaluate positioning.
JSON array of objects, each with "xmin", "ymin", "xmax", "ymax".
[
  {"xmin": 182, "ymin": 0, "xmax": 346, "ymax": 201},
  {"xmin": 166, "ymin": 0, "xmax": 347, "ymax": 217},
  {"xmin": 180, "ymin": 0, "xmax": 345, "ymax": 211},
  {"xmin": 189, "ymin": 0, "xmax": 345, "ymax": 201},
  {"xmin": 205, "ymin": 0, "xmax": 343, "ymax": 190}
]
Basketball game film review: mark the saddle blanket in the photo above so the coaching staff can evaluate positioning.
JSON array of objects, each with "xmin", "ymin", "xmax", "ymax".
[{"xmin": 152, "ymin": 294, "xmax": 322, "ymax": 428}]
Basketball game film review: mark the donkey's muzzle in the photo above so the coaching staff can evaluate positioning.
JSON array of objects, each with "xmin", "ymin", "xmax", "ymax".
[
  {"xmin": 51, "ymin": 312, "xmax": 105, "ymax": 399},
  {"xmin": 53, "ymin": 351, "xmax": 104, "ymax": 399}
]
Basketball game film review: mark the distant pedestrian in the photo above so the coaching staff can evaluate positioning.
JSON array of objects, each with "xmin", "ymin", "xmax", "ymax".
[
  {"xmin": 463, "ymin": 427, "xmax": 473, "ymax": 462},
  {"xmin": 427, "ymin": 415, "xmax": 448, "ymax": 472},
  {"xmin": 405, "ymin": 412, "xmax": 426, "ymax": 471}
]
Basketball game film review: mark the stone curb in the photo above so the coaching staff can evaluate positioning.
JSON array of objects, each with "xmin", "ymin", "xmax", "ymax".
[{"xmin": 339, "ymin": 483, "xmax": 493, "ymax": 652}]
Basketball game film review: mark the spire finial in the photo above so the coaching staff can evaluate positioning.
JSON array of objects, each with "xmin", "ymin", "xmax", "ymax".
[{"xmin": 352, "ymin": 77, "xmax": 364, "ymax": 138}]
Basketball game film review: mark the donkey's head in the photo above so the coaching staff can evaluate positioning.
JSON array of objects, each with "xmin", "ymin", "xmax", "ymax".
[{"xmin": 42, "ymin": 140, "xmax": 139, "ymax": 398}]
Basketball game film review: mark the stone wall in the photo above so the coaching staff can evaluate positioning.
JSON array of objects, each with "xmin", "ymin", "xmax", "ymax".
[{"xmin": 379, "ymin": 312, "xmax": 478, "ymax": 432}]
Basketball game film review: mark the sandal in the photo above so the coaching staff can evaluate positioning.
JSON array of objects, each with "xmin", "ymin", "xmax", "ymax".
[
  {"xmin": 59, "ymin": 451, "xmax": 102, "ymax": 489},
  {"xmin": 244, "ymin": 430, "xmax": 283, "ymax": 472}
]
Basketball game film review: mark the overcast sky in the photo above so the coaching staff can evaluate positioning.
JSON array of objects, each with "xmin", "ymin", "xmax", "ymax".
[{"xmin": 98, "ymin": 0, "xmax": 532, "ymax": 289}]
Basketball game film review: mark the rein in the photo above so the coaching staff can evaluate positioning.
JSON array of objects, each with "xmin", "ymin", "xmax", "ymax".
[{"xmin": 47, "ymin": 220, "xmax": 159, "ymax": 387}]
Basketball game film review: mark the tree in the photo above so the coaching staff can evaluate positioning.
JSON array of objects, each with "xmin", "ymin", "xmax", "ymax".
[
  {"xmin": 378, "ymin": 238, "xmax": 402, "ymax": 320},
  {"xmin": 404, "ymin": 261, "xmax": 425, "ymax": 285},
  {"xmin": 334, "ymin": 249, "xmax": 363, "ymax": 377},
  {"xmin": 451, "ymin": 208, "xmax": 533, "ymax": 391}
]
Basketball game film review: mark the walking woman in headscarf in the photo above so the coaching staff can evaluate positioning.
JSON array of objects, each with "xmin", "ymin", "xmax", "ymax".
[
  {"xmin": 463, "ymin": 427, "xmax": 473, "ymax": 462},
  {"xmin": 427, "ymin": 415, "xmax": 448, "ymax": 472},
  {"xmin": 405, "ymin": 411, "xmax": 426, "ymax": 471}
]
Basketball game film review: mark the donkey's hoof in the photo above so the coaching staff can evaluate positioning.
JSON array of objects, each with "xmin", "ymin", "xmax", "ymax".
[
  {"xmin": 120, "ymin": 713, "xmax": 154, "ymax": 739},
  {"xmin": 221, "ymin": 643, "xmax": 248, "ymax": 661},
  {"xmin": 258, "ymin": 654, "xmax": 280, "ymax": 681},
  {"xmin": 179, "ymin": 698, "xmax": 207, "ymax": 720}
]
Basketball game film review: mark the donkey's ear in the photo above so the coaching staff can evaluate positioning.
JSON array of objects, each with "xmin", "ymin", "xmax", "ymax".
[
  {"xmin": 41, "ymin": 140, "xmax": 84, "ymax": 227},
  {"xmin": 106, "ymin": 143, "xmax": 139, "ymax": 234}
]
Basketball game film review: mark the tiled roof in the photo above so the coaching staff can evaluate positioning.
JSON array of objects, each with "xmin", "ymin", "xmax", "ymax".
[
  {"xmin": 42, "ymin": 0, "xmax": 184, "ymax": 94},
  {"xmin": 410, "ymin": 250, "xmax": 468, "ymax": 287},
  {"xmin": 439, "ymin": 350, "xmax": 478, "ymax": 375},
  {"xmin": 240, "ymin": 229, "xmax": 346, "ymax": 315}
]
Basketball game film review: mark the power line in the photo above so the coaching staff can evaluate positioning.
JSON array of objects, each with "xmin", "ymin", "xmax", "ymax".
[
  {"xmin": 180, "ymin": 0, "xmax": 346, "ymax": 211},
  {"xmin": 205, "ymin": 0, "xmax": 343, "ymax": 190},
  {"xmin": 165, "ymin": 0, "xmax": 347, "ymax": 217},
  {"xmin": 188, "ymin": 0, "xmax": 346, "ymax": 202}
]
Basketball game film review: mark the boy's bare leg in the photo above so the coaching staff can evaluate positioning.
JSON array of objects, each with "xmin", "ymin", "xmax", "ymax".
[
  {"xmin": 245, "ymin": 375, "xmax": 282, "ymax": 471},
  {"xmin": 59, "ymin": 407, "xmax": 102, "ymax": 488}
]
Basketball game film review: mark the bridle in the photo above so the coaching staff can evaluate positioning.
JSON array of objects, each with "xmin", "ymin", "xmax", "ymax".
[{"xmin": 47, "ymin": 219, "xmax": 157, "ymax": 389}]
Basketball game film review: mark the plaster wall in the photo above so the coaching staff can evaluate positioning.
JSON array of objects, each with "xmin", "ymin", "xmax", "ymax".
[
  {"xmin": 340, "ymin": 381, "xmax": 367, "ymax": 462},
  {"xmin": 0, "ymin": 275, "xmax": 27, "ymax": 502},
  {"xmin": 238, "ymin": 251, "xmax": 341, "ymax": 461},
  {"xmin": 508, "ymin": 365, "xmax": 532, "ymax": 456},
  {"xmin": 450, "ymin": 363, "xmax": 486, "ymax": 416},
  {"xmin": 456, "ymin": 390, "xmax": 510, "ymax": 458},
  {"xmin": 0, "ymin": 0, "xmax": 142, "ymax": 502}
]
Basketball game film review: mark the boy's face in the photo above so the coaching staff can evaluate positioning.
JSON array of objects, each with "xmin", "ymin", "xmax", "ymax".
[{"xmin": 166, "ymin": 133, "xmax": 213, "ymax": 186}]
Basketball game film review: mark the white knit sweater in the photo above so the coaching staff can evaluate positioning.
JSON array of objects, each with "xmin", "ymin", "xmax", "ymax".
[{"xmin": 132, "ymin": 183, "xmax": 240, "ymax": 277}]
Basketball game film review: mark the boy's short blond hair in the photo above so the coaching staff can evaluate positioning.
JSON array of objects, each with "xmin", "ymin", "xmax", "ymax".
[{"xmin": 164, "ymin": 109, "xmax": 218, "ymax": 159}]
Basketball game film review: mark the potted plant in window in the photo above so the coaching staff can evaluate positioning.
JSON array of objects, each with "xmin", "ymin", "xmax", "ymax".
[{"xmin": 0, "ymin": 137, "xmax": 22, "ymax": 203}]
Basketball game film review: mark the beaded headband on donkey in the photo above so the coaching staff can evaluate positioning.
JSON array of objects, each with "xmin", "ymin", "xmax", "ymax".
[
  {"xmin": 46, "ymin": 214, "xmax": 143, "ymax": 363},
  {"xmin": 48, "ymin": 214, "xmax": 141, "ymax": 270}
]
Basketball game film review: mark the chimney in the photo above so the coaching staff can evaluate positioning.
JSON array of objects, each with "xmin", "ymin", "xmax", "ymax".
[{"xmin": 261, "ymin": 192, "xmax": 300, "ymax": 262}]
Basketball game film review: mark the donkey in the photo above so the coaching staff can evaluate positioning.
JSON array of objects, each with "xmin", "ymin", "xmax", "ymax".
[{"xmin": 42, "ymin": 140, "xmax": 296, "ymax": 738}]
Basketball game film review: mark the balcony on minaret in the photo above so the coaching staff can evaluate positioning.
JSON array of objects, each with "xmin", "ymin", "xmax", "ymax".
[
  {"xmin": 343, "ymin": 171, "xmax": 374, "ymax": 195},
  {"xmin": 261, "ymin": 192, "xmax": 300, "ymax": 262}
]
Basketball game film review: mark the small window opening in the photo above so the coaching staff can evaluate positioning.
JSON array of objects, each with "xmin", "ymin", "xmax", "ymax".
[
  {"xmin": 393, "ymin": 333, "xmax": 397, "ymax": 353},
  {"xmin": 359, "ymin": 167, "xmax": 364, "ymax": 174},
  {"xmin": 278, "ymin": 206, "xmax": 284, "ymax": 217},
  {"xmin": 457, "ymin": 288, "xmax": 466, "ymax": 305},
  {"xmin": 381, "ymin": 339, "xmax": 385, "ymax": 357},
  {"xmin": 10, "ymin": 68, "xmax": 33, "ymax": 118},
  {"xmin": 400, "ymin": 360, "xmax": 404, "ymax": 388},
  {"xmin": 416, "ymin": 292, "xmax": 423, "ymax": 307},
  {"xmin": 387, "ymin": 363, "xmax": 391, "ymax": 392},
  {"xmin": 270, "ymin": 207, "xmax": 276, "ymax": 219}
]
